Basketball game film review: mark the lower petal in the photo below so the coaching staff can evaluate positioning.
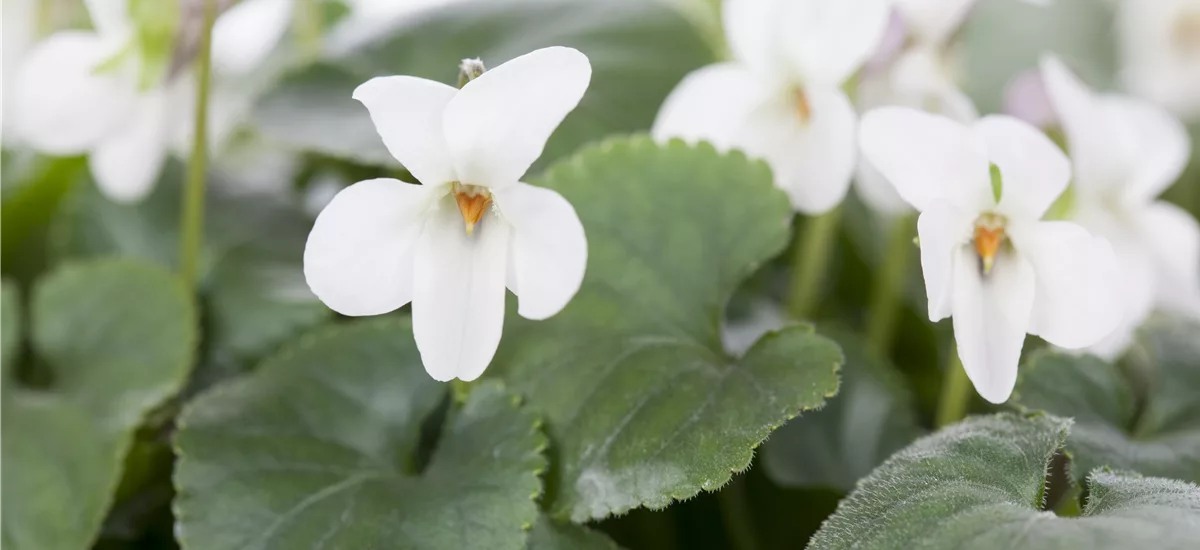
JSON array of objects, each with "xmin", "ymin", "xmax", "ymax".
[
  {"xmin": 1008, "ymin": 220, "xmax": 1124, "ymax": 349},
  {"xmin": 743, "ymin": 86, "xmax": 858, "ymax": 214},
  {"xmin": 917, "ymin": 200, "xmax": 974, "ymax": 322},
  {"xmin": 493, "ymin": 182, "xmax": 587, "ymax": 320},
  {"xmin": 88, "ymin": 91, "xmax": 170, "ymax": 203},
  {"xmin": 13, "ymin": 31, "xmax": 137, "ymax": 153},
  {"xmin": 303, "ymin": 178, "xmax": 436, "ymax": 317},
  {"xmin": 412, "ymin": 197, "xmax": 511, "ymax": 382},
  {"xmin": 951, "ymin": 246, "xmax": 1035, "ymax": 404}
]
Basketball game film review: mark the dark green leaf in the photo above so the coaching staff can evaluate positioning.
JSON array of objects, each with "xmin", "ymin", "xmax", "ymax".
[
  {"xmin": 255, "ymin": 0, "xmax": 711, "ymax": 171},
  {"xmin": 809, "ymin": 413, "xmax": 1200, "ymax": 550},
  {"xmin": 528, "ymin": 516, "xmax": 622, "ymax": 550},
  {"xmin": 1013, "ymin": 315, "xmax": 1200, "ymax": 483},
  {"xmin": 490, "ymin": 137, "xmax": 843, "ymax": 521},
  {"xmin": 762, "ymin": 330, "xmax": 924, "ymax": 492},
  {"xmin": 1, "ymin": 280, "xmax": 18, "ymax": 373},
  {"xmin": 53, "ymin": 164, "xmax": 328, "ymax": 361},
  {"xmin": 1, "ymin": 260, "xmax": 196, "ymax": 550},
  {"xmin": 173, "ymin": 318, "xmax": 547, "ymax": 550}
]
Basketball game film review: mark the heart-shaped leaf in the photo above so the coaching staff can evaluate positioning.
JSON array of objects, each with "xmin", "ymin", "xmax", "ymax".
[
  {"xmin": 173, "ymin": 318, "xmax": 547, "ymax": 550},
  {"xmin": 1012, "ymin": 315, "xmax": 1200, "ymax": 483},
  {"xmin": 528, "ymin": 517, "xmax": 622, "ymax": 550},
  {"xmin": 1, "ymin": 260, "xmax": 196, "ymax": 550},
  {"xmin": 254, "ymin": 0, "xmax": 712, "ymax": 170},
  {"xmin": 809, "ymin": 413, "xmax": 1200, "ymax": 550},
  {"xmin": 763, "ymin": 330, "xmax": 924, "ymax": 492},
  {"xmin": 53, "ymin": 164, "xmax": 328, "ymax": 362},
  {"xmin": 489, "ymin": 137, "xmax": 844, "ymax": 521}
]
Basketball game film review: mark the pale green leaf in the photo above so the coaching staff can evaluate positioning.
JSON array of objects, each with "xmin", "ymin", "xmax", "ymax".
[
  {"xmin": 809, "ymin": 413, "xmax": 1200, "ymax": 550},
  {"xmin": 1, "ymin": 260, "xmax": 196, "ymax": 550},
  {"xmin": 1013, "ymin": 315, "xmax": 1200, "ymax": 483},
  {"xmin": 490, "ymin": 136, "xmax": 843, "ymax": 521},
  {"xmin": 173, "ymin": 318, "xmax": 547, "ymax": 550}
]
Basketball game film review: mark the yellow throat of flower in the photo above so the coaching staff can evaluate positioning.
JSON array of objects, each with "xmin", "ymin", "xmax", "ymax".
[
  {"xmin": 453, "ymin": 184, "xmax": 492, "ymax": 236},
  {"xmin": 792, "ymin": 88, "xmax": 812, "ymax": 123},
  {"xmin": 973, "ymin": 214, "xmax": 1007, "ymax": 275}
]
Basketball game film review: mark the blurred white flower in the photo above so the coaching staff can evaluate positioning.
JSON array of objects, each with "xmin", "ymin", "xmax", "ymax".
[
  {"xmin": 860, "ymin": 107, "xmax": 1122, "ymax": 403},
  {"xmin": 855, "ymin": 1, "xmax": 980, "ymax": 216},
  {"xmin": 653, "ymin": 0, "xmax": 892, "ymax": 214},
  {"xmin": 304, "ymin": 47, "xmax": 591, "ymax": 382},
  {"xmin": 12, "ymin": 0, "xmax": 293, "ymax": 203},
  {"xmin": 2, "ymin": 0, "xmax": 37, "ymax": 144},
  {"xmin": 1118, "ymin": 0, "xmax": 1200, "ymax": 120},
  {"xmin": 1001, "ymin": 68, "xmax": 1057, "ymax": 129},
  {"xmin": 325, "ymin": 0, "xmax": 468, "ymax": 56},
  {"xmin": 1041, "ymin": 55, "xmax": 1200, "ymax": 357}
]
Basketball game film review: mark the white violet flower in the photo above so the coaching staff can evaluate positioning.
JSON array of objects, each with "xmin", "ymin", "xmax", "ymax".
[
  {"xmin": 1041, "ymin": 55, "xmax": 1200, "ymax": 357},
  {"xmin": 652, "ymin": 0, "xmax": 892, "ymax": 214},
  {"xmin": 303, "ymin": 47, "xmax": 592, "ymax": 382},
  {"xmin": 12, "ymin": 0, "xmax": 293, "ymax": 203},
  {"xmin": 1117, "ymin": 0, "xmax": 1200, "ymax": 120},
  {"xmin": 860, "ymin": 107, "xmax": 1123, "ymax": 403}
]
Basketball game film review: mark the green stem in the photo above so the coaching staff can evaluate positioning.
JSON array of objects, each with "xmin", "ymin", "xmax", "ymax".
[
  {"xmin": 865, "ymin": 214, "xmax": 916, "ymax": 358},
  {"xmin": 296, "ymin": 0, "xmax": 323, "ymax": 60},
  {"xmin": 935, "ymin": 343, "xmax": 972, "ymax": 428},
  {"xmin": 717, "ymin": 474, "xmax": 759, "ymax": 550},
  {"xmin": 787, "ymin": 208, "xmax": 842, "ymax": 320},
  {"xmin": 179, "ymin": 0, "xmax": 216, "ymax": 292}
]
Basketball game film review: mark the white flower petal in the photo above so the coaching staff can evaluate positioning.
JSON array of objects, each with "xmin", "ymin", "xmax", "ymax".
[
  {"xmin": 1008, "ymin": 220, "xmax": 1123, "ymax": 350},
  {"xmin": 859, "ymin": 107, "xmax": 992, "ymax": 212},
  {"xmin": 412, "ymin": 196, "xmax": 511, "ymax": 382},
  {"xmin": 651, "ymin": 63, "xmax": 771, "ymax": 151},
  {"xmin": 973, "ymin": 115, "xmax": 1071, "ymax": 219},
  {"xmin": 1098, "ymin": 97, "xmax": 1191, "ymax": 205},
  {"xmin": 303, "ymin": 178, "xmax": 436, "ymax": 317},
  {"xmin": 917, "ymin": 199, "xmax": 975, "ymax": 321},
  {"xmin": 211, "ymin": 0, "xmax": 294, "ymax": 76},
  {"xmin": 854, "ymin": 157, "xmax": 912, "ymax": 216},
  {"xmin": 740, "ymin": 86, "xmax": 858, "ymax": 213},
  {"xmin": 1040, "ymin": 55, "xmax": 1128, "ymax": 194},
  {"xmin": 353, "ymin": 76, "xmax": 459, "ymax": 186},
  {"xmin": 777, "ymin": 0, "xmax": 892, "ymax": 86},
  {"xmin": 88, "ymin": 91, "xmax": 170, "ymax": 203},
  {"xmin": 1117, "ymin": 0, "xmax": 1200, "ymax": 119},
  {"xmin": 722, "ymin": 0, "xmax": 788, "ymax": 76},
  {"xmin": 443, "ymin": 46, "xmax": 591, "ymax": 189},
  {"xmin": 895, "ymin": 0, "xmax": 977, "ymax": 45},
  {"xmin": 1137, "ymin": 202, "xmax": 1200, "ymax": 315},
  {"xmin": 493, "ymin": 182, "xmax": 587, "ymax": 321},
  {"xmin": 83, "ymin": 0, "xmax": 132, "ymax": 39},
  {"xmin": 12, "ymin": 31, "xmax": 138, "ymax": 154},
  {"xmin": 951, "ymin": 245, "xmax": 1035, "ymax": 404}
]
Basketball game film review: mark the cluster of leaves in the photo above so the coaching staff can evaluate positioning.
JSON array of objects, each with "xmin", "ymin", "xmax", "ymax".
[{"xmin": 3, "ymin": 1, "xmax": 1200, "ymax": 549}]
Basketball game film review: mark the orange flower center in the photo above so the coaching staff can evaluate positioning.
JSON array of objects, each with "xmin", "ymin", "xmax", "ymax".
[
  {"xmin": 792, "ymin": 88, "xmax": 812, "ymax": 123},
  {"xmin": 453, "ymin": 184, "xmax": 492, "ymax": 236},
  {"xmin": 973, "ymin": 213, "xmax": 1007, "ymax": 275}
]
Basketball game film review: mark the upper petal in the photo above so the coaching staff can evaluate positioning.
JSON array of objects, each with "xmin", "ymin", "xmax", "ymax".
[
  {"xmin": 493, "ymin": 182, "xmax": 587, "ymax": 320},
  {"xmin": 917, "ymin": 199, "xmax": 975, "ymax": 322},
  {"xmin": 1040, "ymin": 55, "xmax": 1126, "ymax": 194},
  {"xmin": 88, "ymin": 90, "xmax": 170, "ymax": 203},
  {"xmin": 951, "ymin": 245, "xmax": 1036, "ymax": 404},
  {"xmin": 211, "ymin": 0, "xmax": 294, "ymax": 76},
  {"xmin": 303, "ymin": 178, "xmax": 437, "ymax": 317},
  {"xmin": 83, "ymin": 0, "xmax": 132, "ymax": 40},
  {"xmin": 353, "ymin": 75, "xmax": 459, "ymax": 186},
  {"xmin": 973, "ymin": 115, "xmax": 1071, "ymax": 220},
  {"xmin": 651, "ymin": 63, "xmax": 772, "ymax": 151},
  {"xmin": 1098, "ymin": 96, "xmax": 1191, "ymax": 205},
  {"xmin": 1137, "ymin": 202, "xmax": 1200, "ymax": 315},
  {"xmin": 443, "ymin": 47, "xmax": 591, "ymax": 189},
  {"xmin": 722, "ymin": 0, "xmax": 788, "ymax": 76},
  {"xmin": 12, "ymin": 31, "xmax": 138, "ymax": 153},
  {"xmin": 412, "ymin": 196, "xmax": 511, "ymax": 382},
  {"xmin": 740, "ymin": 86, "xmax": 858, "ymax": 214},
  {"xmin": 859, "ymin": 107, "xmax": 992, "ymax": 212},
  {"xmin": 777, "ymin": 0, "xmax": 892, "ymax": 86},
  {"xmin": 1008, "ymin": 220, "xmax": 1123, "ymax": 349}
]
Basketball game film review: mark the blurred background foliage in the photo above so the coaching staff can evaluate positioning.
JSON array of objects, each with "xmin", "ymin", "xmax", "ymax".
[{"xmin": 2, "ymin": 0, "xmax": 1199, "ymax": 549}]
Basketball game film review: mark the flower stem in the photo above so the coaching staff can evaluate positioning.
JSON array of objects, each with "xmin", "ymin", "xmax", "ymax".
[
  {"xmin": 865, "ymin": 214, "xmax": 916, "ymax": 358},
  {"xmin": 179, "ymin": 0, "xmax": 216, "ymax": 293},
  {"xmin": 717, "ymin": 474, "xmax": 759, "ymax": 550},
  {"xmin": 787, "ymin": 208, "xmax": 842, "ymax": 320},
  {"xmin": 297, "ymin": 0, "xmax": 323, "ymax": 61},
  {"xmin": 935, "ymin": 343, "xmax": 972, "ymax": 428}
]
